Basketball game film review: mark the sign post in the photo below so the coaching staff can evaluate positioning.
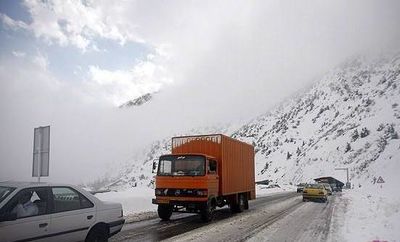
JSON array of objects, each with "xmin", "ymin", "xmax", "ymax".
[
  {"xmin": 335, "ymin": 167, "xmax": 351, "ymax": 189},
  {"xmin": 32, "ymin": 126, "xmax": 50, "ymax": 182}
]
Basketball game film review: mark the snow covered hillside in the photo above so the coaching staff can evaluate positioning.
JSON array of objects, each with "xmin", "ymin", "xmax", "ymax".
[
  {"xmin": 93, "ymin": 53, "xmax": 400, "ymax": 192},
  {"xmin": 233, "ymin": 53, "xmax": 400, "ymax": 186}
]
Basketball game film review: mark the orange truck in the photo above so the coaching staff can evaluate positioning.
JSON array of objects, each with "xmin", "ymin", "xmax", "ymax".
[{"xmin": 152, "ymin": 134, "xmax": 255, "ymax": 222}]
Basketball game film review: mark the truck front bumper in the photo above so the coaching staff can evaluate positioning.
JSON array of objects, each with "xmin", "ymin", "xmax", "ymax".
[{"xmin": 152, "ymin": 196, "xmax": 208, "ymax": 205}]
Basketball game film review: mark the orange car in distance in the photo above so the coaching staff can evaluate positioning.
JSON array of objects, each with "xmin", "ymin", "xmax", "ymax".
[{"xmin": 152, "ymin": 134, "xmax": 255, "ymax": 222}]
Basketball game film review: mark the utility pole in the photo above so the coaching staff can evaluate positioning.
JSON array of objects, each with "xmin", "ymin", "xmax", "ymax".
[{"xmin": 335, "ymin": 167, "xmax": 351, "ymax": 189}]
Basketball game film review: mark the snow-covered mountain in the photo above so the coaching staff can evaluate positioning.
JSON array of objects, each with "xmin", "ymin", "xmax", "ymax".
[
  {"xmin": 95, "ymin": 53, "xmax": 400, "ymax": 191},
  {"xmin": 232, "ymin": 53, "xmax": 400, "ymax": 186}
]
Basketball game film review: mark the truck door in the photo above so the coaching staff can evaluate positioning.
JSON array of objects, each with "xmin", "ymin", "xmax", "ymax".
[{"xmin": 207, "ymin": 159, "xmax": 219, "ymax": 196}]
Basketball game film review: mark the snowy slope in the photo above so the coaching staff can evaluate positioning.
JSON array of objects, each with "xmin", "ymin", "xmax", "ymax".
[
  {"xmin": 232, "ymin": 53, "xmax": 400, "ymax": 186},
  {"xmin": 93, "ymin": 53, "xmax": 400, "ymax": 192}
]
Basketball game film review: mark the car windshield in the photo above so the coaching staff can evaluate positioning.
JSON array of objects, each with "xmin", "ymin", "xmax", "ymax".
[
  {"xmin": 158, "ymin": 155, "xmax": 206, "ymax": 176},
  {"xmin": 0, "ymin": 186, "xmax": 16, "ymax": 203},
  {"xmin": 305, "ymin": 184, "xmax": 323, "ymax": 189}
]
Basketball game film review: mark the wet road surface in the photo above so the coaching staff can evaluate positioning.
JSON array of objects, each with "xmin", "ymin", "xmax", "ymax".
[{"xmin": 110, "ymin": 192, "xmax": 301, "ymax": 242}]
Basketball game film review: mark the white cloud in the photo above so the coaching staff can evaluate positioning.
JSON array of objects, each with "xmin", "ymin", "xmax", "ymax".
[
  {"xmin": 86, "ymin": 54, "xmax": 173, "ymax": 106},
  {"xmin": 32, "ymin": 51, "xmax": 49, "ymax": 70},
  {"xmin": 3, "ymin": 0, "xmax": 144, "ymax": 51},
  {"xmin": 0, "ymin": 57, "xmax": 137, "ymax": 183},
  {"xmin": 11, "ymin": 0, "xmax": 399, "ymax": 116},
  {"xmin": 12, "ymin": 51, "xmax": 26, "ymax": 58},
  {"xmin": 0, "ymin": 13, "xmax": 29, "ymax": 30}
]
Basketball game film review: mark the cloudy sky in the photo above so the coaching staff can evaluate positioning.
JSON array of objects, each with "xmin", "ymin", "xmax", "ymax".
[{"xmin": 1, "ymin": 0, "xmax": 399, "ymax": 184}]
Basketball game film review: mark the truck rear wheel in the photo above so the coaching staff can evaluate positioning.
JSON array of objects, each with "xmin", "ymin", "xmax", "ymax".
[
  {"xmin": 200, "ymin": 200, "xmax": 215, "ymax": 222},
  {"xmin": 237, "ymin": 193, "xmax": 245, "ymax": 212},
  {"xmin": 243, "ymin": 193, "xmax": 249, "ymax": 210},
  {"xmin": 158, "ymin": 204, "xmax": 172, "ymax": 221},
  {"xmin": 230, "ymin": 194, "xmax": 246, "ymax": 213}
]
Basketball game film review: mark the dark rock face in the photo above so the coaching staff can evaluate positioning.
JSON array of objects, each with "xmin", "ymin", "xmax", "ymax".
[{"xmin": 119, "ymin": 93, "xmax": 153, "ymax": 108}]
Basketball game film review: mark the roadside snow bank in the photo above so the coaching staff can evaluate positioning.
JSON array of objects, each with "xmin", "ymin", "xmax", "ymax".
[
  {"xmin": 330, "ymin": 142, "xmax": 400, "ymax": 242},
  {"xmin": 95, "ymin": 187, "xmax": 156, "ymax": 216},
  {"xmin": 256, "ymin": 184, "xmax": 296, "ymax": 197},
  {"xmin": 337, "ymin": 186, "xmax": 400, "ymax": 242}
]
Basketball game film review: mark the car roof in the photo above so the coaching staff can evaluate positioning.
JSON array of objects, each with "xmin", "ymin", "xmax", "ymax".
[{"xmin": 0, "ymin": 181, "xmax": 75, "ymax": 189}]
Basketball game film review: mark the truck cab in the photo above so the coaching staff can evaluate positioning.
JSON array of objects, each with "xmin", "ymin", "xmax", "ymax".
[{"xmin": 152, "ymin": 154, "xmax": 219, "ymax": 221}]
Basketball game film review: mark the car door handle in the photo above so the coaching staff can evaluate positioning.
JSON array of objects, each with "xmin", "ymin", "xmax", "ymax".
[
  {"xmin": 87, "ymin": 215, "xmax": 93, "ymax": 220},
  {"xmin": 39, "ymin": 223, "xmax": 48, "ymax": 228}
]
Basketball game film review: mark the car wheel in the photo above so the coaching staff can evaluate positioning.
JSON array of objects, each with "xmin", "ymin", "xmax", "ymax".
[
  {"xmin": 86, "ymin": 224, "xmax": 109, "ymax": 242},
  {"xmin": 158, "ymin": 204, "xmax": 172, "ymax": 221}
]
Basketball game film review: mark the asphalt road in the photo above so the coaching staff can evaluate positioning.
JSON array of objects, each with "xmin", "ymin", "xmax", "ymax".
[{"xmin": 110, "ymin": 191, "xmax": 336, "ymax": 242}]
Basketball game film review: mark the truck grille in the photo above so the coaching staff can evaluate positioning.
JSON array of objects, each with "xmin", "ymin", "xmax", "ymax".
[{"xmin": 155, "ymin": 188, "xmax": 207, "ymax": 197}]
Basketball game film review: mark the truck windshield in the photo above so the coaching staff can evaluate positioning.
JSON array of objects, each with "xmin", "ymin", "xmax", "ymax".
[{"xmin": 158, "ymin": 155, "xmax": 206, "ymax": 176}]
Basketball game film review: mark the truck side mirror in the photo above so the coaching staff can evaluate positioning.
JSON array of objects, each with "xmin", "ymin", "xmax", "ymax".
[{"xmin": 152, "ymin": 160, "xmax": 158, "ymax": 174}]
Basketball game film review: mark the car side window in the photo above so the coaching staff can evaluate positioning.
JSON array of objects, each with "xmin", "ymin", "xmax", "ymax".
[
  {"xmin": 52, "ymin": 187, "xmax": 93, "ymax": 213},
  {"xmin": 3, "ymin": 187, "xmax": 49, "ymax": 219}
]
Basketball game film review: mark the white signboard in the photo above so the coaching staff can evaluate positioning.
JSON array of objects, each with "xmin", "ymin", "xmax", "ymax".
[{"xmin": 32, "ymin": 126, "xmax": 50, "ymax": 177}]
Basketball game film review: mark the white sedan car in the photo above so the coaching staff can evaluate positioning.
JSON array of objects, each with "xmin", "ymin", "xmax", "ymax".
[{"xmin": 0, "ymin": 181, "xmax": 124, "ymax": 242}]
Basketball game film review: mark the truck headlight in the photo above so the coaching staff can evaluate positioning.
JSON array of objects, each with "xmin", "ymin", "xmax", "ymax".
[{"xmin": 196, "ymin": 190, "xmax": 208, "ymax": 196}]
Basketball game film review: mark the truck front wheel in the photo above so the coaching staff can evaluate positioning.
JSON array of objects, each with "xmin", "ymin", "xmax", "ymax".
[
  {"xmin": 200, "ymin": 200, "xmax": 215, "ymax": 222},
  {"xmin": 158, "ymin": 204, "xmax": 172, "ymax": 221}
]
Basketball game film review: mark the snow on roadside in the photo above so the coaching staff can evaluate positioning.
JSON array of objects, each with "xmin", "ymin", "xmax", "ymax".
[
  {"xmin": 95, "ymin": 186, "xmax": 156, "ymax": 216},
  {"xmin": 343, "ymin": 188, "xmax": 399, "ymax": 242},
  {"xmin": 329, "ymin": 141, "xmax": 400, "ymax": 242},
  {"xmin": 256, "ymin": 184, "xmax": 296, "ymax": 197},
  {"xmin": 329, "ymin": 188, "xmax": 400, "ymax": 242}
]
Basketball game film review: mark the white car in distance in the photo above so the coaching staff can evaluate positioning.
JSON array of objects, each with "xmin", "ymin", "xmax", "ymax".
[{"xmin": 0, "ymin": 181, "xmax": 124, "ymax": 242}]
